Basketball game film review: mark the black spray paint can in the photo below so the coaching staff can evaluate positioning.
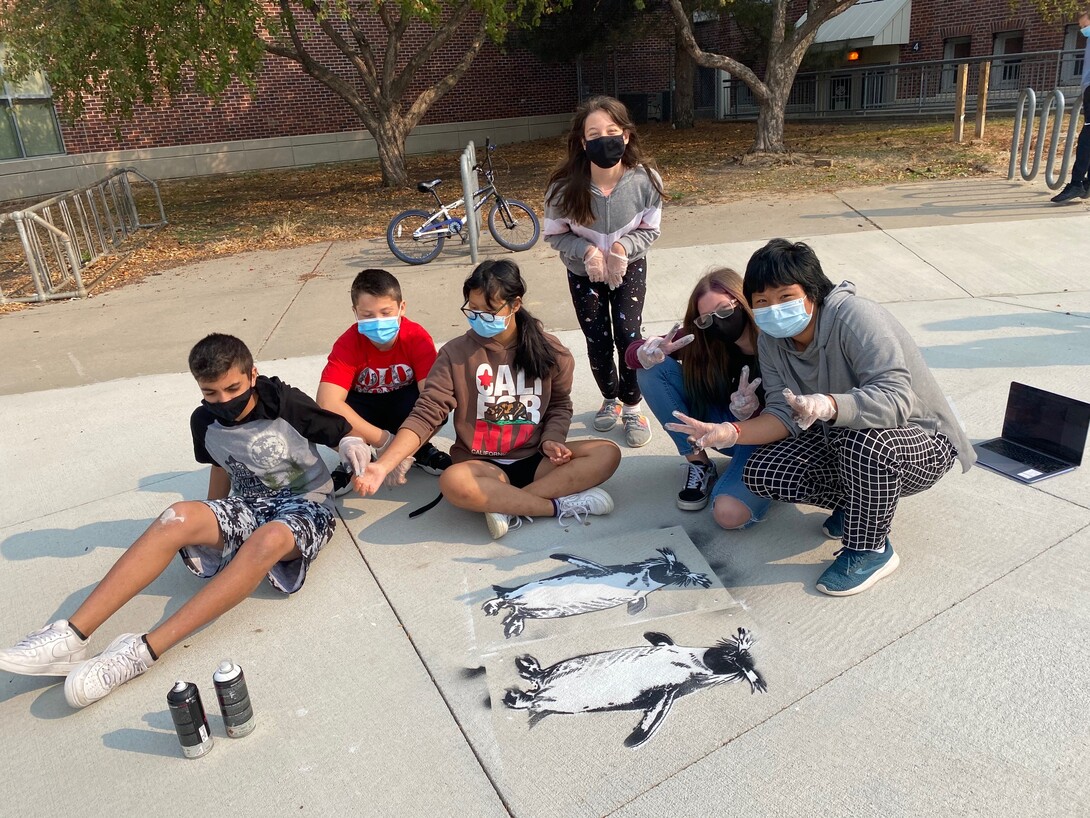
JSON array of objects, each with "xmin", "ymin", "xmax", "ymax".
[
  {"xmin": 213, "ymin": 660, "xmax": 255, "ymax": 738},
  {"xmin": 167, "ymin": 680, "xmax": 214, "ymax": 759}
]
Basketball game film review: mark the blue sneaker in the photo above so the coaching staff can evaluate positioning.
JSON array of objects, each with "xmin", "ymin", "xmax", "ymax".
[
  {"xmin": 821, "ymin": 506, "xmax": 844, "ymax": 539},
  {"xmin": 815, "ymin": 540, "xmax": 899, "ymax": 596}
]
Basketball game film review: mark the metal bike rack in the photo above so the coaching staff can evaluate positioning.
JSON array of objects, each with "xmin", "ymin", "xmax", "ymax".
[
  {"xmin": 459, "ymin": 141, "xmax": 480, "ymax": 264},
  {"xmin": 0, "ymin": 167, "xmax": 167, "ymax": 303},
  {"xmin": 1008, "ymin": 88, "xmax": 1085, "ymax": 190}
]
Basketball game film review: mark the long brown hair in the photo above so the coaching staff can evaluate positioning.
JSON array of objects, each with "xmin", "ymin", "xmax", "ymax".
[
  {"xmin": 679, "ymin": 268, "xmax": 759, "ymax": 418},
  {"xmin": 545, "ymin": 95, "xmax": 664, "ymax": 226}
]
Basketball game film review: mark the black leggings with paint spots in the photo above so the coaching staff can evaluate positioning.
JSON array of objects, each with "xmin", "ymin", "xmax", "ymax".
[{"xmin": 566, "ymin": 258, "xmax": 647, "ymax": 406}]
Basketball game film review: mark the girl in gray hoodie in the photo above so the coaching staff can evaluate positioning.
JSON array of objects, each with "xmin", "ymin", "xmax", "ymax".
[
  {"xmin": 667, "ymin": 239, "xmax": 974, "ymax": 597},
  {"xmin": 544, "ymin": 96, "xmax": 663, "ymax": 449}
]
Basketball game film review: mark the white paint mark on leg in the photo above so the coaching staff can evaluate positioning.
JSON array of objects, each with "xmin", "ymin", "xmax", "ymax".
[
  {"xmin": 66, "ymin": 352, "xmax": 87, "ymax": 378},
  {"xmin": 157, "ymin": 508, "xmax": 185, "ymax": 525}
]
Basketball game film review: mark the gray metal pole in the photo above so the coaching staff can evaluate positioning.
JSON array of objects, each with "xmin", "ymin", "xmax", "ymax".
[{"xmin": 460, "ymin": 141, "xmax": 480, "ymax": 265}]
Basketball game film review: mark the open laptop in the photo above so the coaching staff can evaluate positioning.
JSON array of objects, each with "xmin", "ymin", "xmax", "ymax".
[{"xmin": 974, "ymin": 382, "xmax": 1090, "ymax": 484}]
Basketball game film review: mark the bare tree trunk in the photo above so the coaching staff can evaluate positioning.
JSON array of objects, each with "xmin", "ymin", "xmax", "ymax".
[
  {"xmin": 673, "ymin": 17, "xmax": 695, "ymax": 129},
  {"xmin": 372, "ymin": 116, "xmax": 409, "ymax": 187}
]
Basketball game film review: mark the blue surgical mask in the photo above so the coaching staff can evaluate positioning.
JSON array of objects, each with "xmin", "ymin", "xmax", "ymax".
[
  {"xmin": 752, "ymin": 297, "xmax": 813, "ymax": 339},
  {"xmin": 1082, "ymin": 24, "xmax": 1090, "ymax": 37},
  {"xmin": 357, "ymin": 316, "xmax": 401, "ymax": 345},
  {"xmin": 467, "ymin": 313, "xmax": 511, "ymax": 338}
]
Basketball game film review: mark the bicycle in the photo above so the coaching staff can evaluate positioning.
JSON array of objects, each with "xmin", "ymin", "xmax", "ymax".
[{"xmin": 386, "ymin": 139, "xmax": 541, "ymax": 265}]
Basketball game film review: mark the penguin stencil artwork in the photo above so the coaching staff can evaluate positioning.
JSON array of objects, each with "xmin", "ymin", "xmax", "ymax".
[
  {"xmin": 503, "ymin": 628, "xmax": 767, "ymax": 748},
  {"xmin": 482, "ymin": 549, "xmax": 711, "ymax": 638}
]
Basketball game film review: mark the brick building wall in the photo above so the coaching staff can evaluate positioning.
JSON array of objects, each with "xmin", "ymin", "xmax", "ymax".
[
  {"xmin": 58, "ymin": 10, "xmax": 578, "ymax": 155},
  {"xmin": 899, "ymin": 0, "xmax": 1069, "ymax": 63}
]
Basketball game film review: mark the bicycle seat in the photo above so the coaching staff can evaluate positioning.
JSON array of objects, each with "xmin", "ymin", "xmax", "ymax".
[{"xmin": 417, "ymin": 179, "xmax": 442, "ymax": 192}]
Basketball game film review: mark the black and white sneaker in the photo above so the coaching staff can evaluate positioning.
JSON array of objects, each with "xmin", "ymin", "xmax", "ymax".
[
  {"xmin": 331, "ymin": 464, "xmax": 354, "ymax": 497},
  {"xmin": 414, "ymin": 443, "xmax": 452, "ymax": 476},
  {"xmin": 677, "ymin": 460, "xmax": 718, "ymax": 511}
]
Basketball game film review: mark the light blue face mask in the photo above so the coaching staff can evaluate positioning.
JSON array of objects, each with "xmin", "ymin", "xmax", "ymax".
[
  {"xmin": 357, "ymin": 316, "xmax": 401, "ymax": 345},
  {"xmin": 752, "ymin": 297, "xmax": 813, "ymax": 339},
  {"xmin": 1082, "ymin": 24, "xmax": 1090, "ymax": 37},
  {"xmin": 467, "ymin": 312, "xmax": 511, "ymax": 338}
]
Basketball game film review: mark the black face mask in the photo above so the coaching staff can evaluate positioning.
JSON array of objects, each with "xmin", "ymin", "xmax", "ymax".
[
  {"xmin": 202, "ymin": 386, "xmax": 254, "ymax": 424},
  {"xmin": 585, "ymin": 135, "xmax": 626, "ymax": 169},
  {"xmin": 703, "ymin": 310, "xmax": 748, "ymax": 345}
]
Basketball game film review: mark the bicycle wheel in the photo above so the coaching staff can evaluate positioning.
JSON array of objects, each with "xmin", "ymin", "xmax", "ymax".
[
  {"xmin": 488, "ymin": 199, "xmax": 540, "ymax": 252},
  {"xmin": 387, "ymin": 209, "xmax": 445, "ymax": 265}
]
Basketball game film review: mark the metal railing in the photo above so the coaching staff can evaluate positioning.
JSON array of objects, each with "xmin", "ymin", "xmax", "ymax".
[
  {"xmin": 719, "ymin": 49, "xmax": 1086, "ymax": 119},
  {"xmin": 1008, "ymin": 87, "xmax": 1085, "ymax": 189},
  {"xmin": 0, "ymin": 168, "xmax": 167, "ymax": 304}
]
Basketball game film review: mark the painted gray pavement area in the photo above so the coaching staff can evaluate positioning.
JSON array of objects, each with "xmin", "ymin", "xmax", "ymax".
[{"xmin": 1, "ymin": 178, "xmax": 1088, "ymax": 816}]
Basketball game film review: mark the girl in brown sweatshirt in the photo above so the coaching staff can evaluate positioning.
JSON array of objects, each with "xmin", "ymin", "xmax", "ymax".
[{"xmin": 356, "ymin": 259, "xmax": 621, "ymax": 539}]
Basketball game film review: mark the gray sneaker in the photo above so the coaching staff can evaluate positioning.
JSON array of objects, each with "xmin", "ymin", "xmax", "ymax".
[
  {"xmin": 0, "ymin": 620, "xmax": 89, "ymax": 676},
  {"xmin": 622, "ymin": 411, "xmax": 652, "ymax": 448},
  {"xmin": 64, "ymin": 632, "xmax": 155, "ymax": 708},
  {"xmin": 592, "ymin": 398, "xmax": 622, "ymax": 432}
]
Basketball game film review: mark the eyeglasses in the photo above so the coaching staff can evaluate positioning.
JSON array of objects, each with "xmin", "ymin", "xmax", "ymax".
[
  {"xmin": 461, "ymin": 301, "xmax": 510, "ymax": 321},
  {"xmin": 694, "ymin": 305, "xmax": 736, "ymax": 329}
]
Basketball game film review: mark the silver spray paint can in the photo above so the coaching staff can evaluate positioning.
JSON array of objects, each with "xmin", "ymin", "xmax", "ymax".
[
  {"xmin": 167, "ymin": 680, "xmax": 214, "ymax": 759},
  {"xmin": 213, "ymin": 660, "xmax": 256, "ymax": 738}
]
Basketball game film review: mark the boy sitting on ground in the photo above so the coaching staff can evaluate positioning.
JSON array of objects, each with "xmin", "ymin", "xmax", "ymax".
[
  {"xmin": 0, "ymin": 333, "xmax": 371, "ymax": 706},
  {"xmin": 317, "ymin": 268, "xmax": 451, "ymax": 494}
]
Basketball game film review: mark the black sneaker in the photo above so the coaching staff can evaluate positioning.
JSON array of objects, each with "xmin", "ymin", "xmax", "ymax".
[
  {"xmin": 414, "ymin": 444, "xmax": 452, "ymax": 476},
  {"xmin": 331, "ymin": 464, "xmax": 354, "ymax": 497},
  {"xmin": 677, "ymin": 460, "xmax": 717, "ymax": 511},
  {"xmin": 1050, "ymin": 183, "xmax": 1088, "ymax": 204}
]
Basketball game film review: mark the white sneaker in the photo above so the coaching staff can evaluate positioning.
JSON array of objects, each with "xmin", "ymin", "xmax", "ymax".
[
  {"xmin": 484, "ymin": 512, "xmax": 533, "ymax": 540},
  {"xmin": 555, "ymin": 488, "xmax": 614, "ymax": 527},
  {"xmin": 0, "ymin": 620, "xmax": 89, "ymax": 676},
  {"xmin": 64, "ymin": 633, "xmax": 155, "ymax": 708}
]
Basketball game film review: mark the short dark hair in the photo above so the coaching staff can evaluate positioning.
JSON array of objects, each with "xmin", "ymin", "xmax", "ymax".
[
  {"xmin": 351, "ymin": 268, "xmax": 402, "ymax": 305},
  {"xmin": 189, "ymin": 334, "xmax": 254, "ymax": 382},
  {"xmin": 743, "ymin": 239, "xmax": 835, "ymax": 308}
]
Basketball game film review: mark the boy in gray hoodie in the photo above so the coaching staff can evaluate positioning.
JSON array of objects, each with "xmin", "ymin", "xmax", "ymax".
[{"xmin": 667, "ymin": 239, "xmax": 973, "ymax": 596}]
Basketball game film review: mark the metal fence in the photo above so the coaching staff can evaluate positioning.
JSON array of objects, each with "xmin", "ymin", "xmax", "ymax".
[
  {"xmin": 720, "ymin": 49, "xmax": 1087, "ymax": 119},
  {"xmin": 0, "ymin": 168, "xmax": 167, "ymax": 304}
]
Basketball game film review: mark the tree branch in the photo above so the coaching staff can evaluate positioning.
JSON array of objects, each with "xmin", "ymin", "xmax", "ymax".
[
  {"xmin": 666, "ymin": 0, "xmax": 769, "ymax": 103},
  {"xmin": 390, "ymin": 0, "xmax": 473, "ymax": 103},
  {"xmin": 791, "ymin": 0, "xmax": 859, "ymax": 47},
  {"xmin": 402, "ymin": 15, "xmax": 486, "ymax": 131}
]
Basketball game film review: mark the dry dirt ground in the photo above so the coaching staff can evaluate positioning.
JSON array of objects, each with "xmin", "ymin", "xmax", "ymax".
[{"xmin": 0, "ymin": 117, "xmax": 1019, "ymax": 311}]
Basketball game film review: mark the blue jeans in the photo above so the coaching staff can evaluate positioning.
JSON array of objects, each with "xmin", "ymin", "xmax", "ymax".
[{"xmin": 637, "ymin": 356, "xmax": 771, "ymax": 526}]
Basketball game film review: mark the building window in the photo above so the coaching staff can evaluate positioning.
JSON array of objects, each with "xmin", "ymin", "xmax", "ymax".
[
  {"xmin": 0, "ymin": 57, "xmax": 65, "ymax": 161},
  {"xmin": 991, "ymin": 30, "xmax": 1024, "ymax": 89},
  {"xmin": 1061, "ymin": 24, "xmax": 1087, "ymax": 84},
  {"xmin": 941, "ymin": 36, "xmax": 972, "ymax": 92}
]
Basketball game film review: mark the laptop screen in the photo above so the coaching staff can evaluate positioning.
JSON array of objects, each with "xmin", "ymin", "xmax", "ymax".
[{"xmin": 1002, "ymin": 382, "xmax": 1090, "ymax": 466}]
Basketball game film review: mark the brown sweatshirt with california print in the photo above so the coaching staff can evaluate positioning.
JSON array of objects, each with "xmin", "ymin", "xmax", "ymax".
[{"xmin": 399, "ymin": 329, "xmax": 575, "ymax": 463}]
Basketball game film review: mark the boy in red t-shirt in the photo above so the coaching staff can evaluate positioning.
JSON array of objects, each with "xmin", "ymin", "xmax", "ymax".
[{"xmin": 318, "ymin": 269, "xmax": 451, "ymax": 493}]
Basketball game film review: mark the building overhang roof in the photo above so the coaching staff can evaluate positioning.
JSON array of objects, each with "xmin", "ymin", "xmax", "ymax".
[{"xmin": 797, "ymin": 0, "xmax": 912, "ymax": 50}]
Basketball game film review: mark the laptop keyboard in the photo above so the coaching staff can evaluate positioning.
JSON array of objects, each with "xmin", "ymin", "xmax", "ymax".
[{"xmin": 979, "ymin": 439, "xmax": 1068, "ymax": 474}]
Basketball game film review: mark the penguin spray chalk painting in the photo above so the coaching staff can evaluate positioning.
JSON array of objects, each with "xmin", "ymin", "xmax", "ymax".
[
  {"xmin": 503, "ymin": 628, "xmax": 767, "ymax": 748},
  {"xmin": 482, "ymin": 548, "xmax": 711, "ymax": 639}
]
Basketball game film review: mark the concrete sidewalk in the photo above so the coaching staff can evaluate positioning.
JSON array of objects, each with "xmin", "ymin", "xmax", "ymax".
[{"xmin": 1, "ymin": 178, "xmax": 1088, "ymax": 817}]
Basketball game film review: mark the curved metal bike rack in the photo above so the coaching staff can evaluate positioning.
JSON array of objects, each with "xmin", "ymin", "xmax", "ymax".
[
  {"xmin": 1008, "ymin": 88, "xmax": 1085, "ymax": 190},
  {"xmin": 460, "ymin": 142, "xmax": 480, "ymax": 264}
]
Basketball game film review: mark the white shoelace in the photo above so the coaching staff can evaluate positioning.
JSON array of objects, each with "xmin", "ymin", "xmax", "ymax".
[
  {"xmin": 15, "ymin": 624, "xmax": 66, "ymax": 650},
  {"xmin": 557, "ymin": 501, "xmax": 591, "ymax": 528},
  {"xmin": 507, "ymin": 515, "xmax": 534, "ymax": 531},
  {"xmin": 97, "ymin": 640, "xmax": 149, "ymax": 687},
  {"xmin": 683, "ymin": 462, "xmax": 712, "ymax": 491}
]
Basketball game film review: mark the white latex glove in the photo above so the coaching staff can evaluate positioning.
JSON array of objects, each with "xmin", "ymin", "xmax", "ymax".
[
  {"xmin": 636, "ymin": 322, "xmax": 695, "ymax": 369},
  {"xmin": 375, "ymin": 429, "xmax": 394, "ymax": 458},
  {"xmin": 384, "ymin": 456, "xmax": 414, "ymax": 488},
  {"xmin": 664, "ymin": 410, "xmax": 739, "ymax": 450},
  {"xmin": 338, "ymin": 436, "xmax": 372, "ymax": 474},
  {"xmin": 584, "ymin": 247, "xmax": 607, "ymax": 283},
  {"xmin": 782, "ymin": 388, "xmax": 837, "ymax": 430},
  {"xmin": 606, "ymin": 248, "xmax": 628, "ymax": 290},
  {"xmin": 729, "ymin": 365, "xmax": 763, "ymax": 421}
]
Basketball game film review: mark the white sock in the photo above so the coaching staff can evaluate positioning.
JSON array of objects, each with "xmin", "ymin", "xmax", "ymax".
[{"xmin": 622, "ymin": 402, "xmax": 642, "ymax": 415}]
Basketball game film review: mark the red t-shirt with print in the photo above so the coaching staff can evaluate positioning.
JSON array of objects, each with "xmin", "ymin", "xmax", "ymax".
[{"xmin": 320, "ymin": 317, "xmax": 438, "ymax": 395}]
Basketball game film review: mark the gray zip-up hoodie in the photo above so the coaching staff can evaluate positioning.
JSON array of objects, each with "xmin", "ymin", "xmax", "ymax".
[
  {"xmin": 543, "ymin": 166, "xmax": 662, "ymax": 276},
  {"xmin": 757, "ymin": 281, "xmax": 975, "ymax": 472}
]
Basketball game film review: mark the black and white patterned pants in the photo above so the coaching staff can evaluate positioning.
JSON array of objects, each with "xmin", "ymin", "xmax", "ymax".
[
  {"xmin": 566, "ymin": 259, "xmax": 647, "ymax": 406},
  {"xmin": 742, "ymin": 425, "xmax": 957, "ymax": 551}
]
